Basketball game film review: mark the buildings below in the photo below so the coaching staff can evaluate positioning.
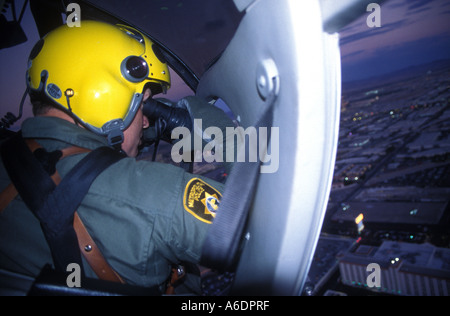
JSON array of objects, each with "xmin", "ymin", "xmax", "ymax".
[
  {"xmin": 307, "ymin": 59, "xmax": 450, "ymax": 296},
  {"xmin": 339, "ymin": 240, "xmax": 450, "ymax": 296},
  {"xmin": 306, "ymin": 234, "xmax": 450, "ymax": 296}
]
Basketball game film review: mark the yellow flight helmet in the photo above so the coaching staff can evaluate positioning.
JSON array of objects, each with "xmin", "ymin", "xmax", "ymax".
[{"xmin": 26, "ymin": 20, "xmax": 171, "ymax": 147}]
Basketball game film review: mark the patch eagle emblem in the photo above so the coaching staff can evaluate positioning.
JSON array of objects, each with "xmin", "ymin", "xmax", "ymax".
[{"xmin": 183, "ymin": 178, "xmax": 222, "ymax": 224}]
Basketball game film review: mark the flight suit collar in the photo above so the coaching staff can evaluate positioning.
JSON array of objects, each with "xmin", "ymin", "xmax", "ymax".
[{"xmin": 21, "ymin": 116, "xmax": 110, "ymax": 150}]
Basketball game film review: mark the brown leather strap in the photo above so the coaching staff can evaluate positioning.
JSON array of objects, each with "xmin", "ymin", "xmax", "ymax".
[
  {"xmin": 0, "ymin": 141, "xmax": 91, "ymax": 212},
  {"xmin": 73, "ymin": 213, "xmax": 125, "ymax": 283},
  {"xmin": 0, "ymin": 139, "xmax": 125, "ymax": 284},
  {"xmin": 24, "ymin": 139, "xmax": 92, "ymax": 158},
  {"xmin": 0, "ymin": 183, "xmax": 17, "ymax": 212}
]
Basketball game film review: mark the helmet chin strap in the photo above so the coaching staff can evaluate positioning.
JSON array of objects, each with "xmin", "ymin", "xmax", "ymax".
[
  {"xmin": 101, "ymin": 92, "xmax": 143, "ymax": 150},
  {"xmin": 107, "ymin": 128, "xmax": 125, "ymax": 152}
]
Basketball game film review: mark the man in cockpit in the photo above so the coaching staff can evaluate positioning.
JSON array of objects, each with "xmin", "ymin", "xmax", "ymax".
[{"xmin": 0, "ymin": 20, "xmax": 234, "ymax": 294}]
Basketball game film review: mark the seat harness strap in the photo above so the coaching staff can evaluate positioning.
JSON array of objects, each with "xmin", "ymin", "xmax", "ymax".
[
  {"xmin": 200, "ymin": 77, "xmax": 279, "ymax": 271},
  {"xmin": 0, "ymin": 133, "xmax": 125, "ymax": 283}
]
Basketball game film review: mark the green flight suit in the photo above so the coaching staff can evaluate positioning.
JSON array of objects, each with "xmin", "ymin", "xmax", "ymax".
[{"xmin": 0, "ymin": 96, "xmax": 234, "ymax": 294}]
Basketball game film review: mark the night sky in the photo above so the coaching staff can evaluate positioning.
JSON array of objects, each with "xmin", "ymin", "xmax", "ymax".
[
  {"xmin": 340, "ymin": 0, "xmax": 450, "ymax": 82},
  {"xmin": 1, "ymin": 0, "xmax": 450, "ymax": 125}
]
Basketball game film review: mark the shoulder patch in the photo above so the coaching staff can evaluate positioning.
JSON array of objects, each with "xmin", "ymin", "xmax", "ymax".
[{"xmin": 183, "ymin": 178, "xmax": 222, "ymax": 224}]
